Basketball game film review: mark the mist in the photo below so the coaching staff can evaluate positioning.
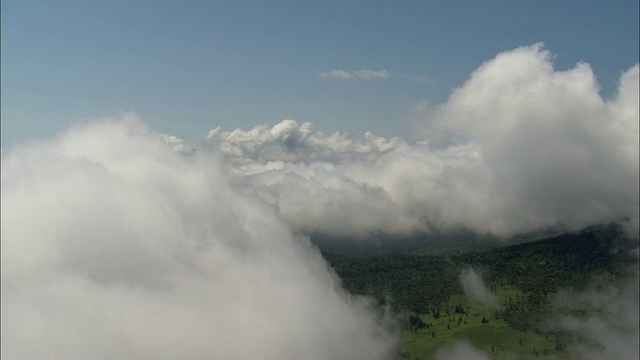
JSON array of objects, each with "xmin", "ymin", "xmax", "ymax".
[
  {"xmin": 434, "ymin": 342, "xmax": 491, "ymax": 360},
  {"xmin": 546, "ymin": 267, "xmax": 639, "ymax": 359},
  {"xmin": 460, "ymin": 267, "xmax": 498, "ymax": 309},
  {"xmin": 1, "ymin": 119, "xmax": 396, "ymax": 359},
  {"xmin": 1, "ymin": 44, "xmax": 638, "ymax": 359}
]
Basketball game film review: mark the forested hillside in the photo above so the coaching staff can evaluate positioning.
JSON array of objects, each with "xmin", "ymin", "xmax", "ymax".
[
  {"xmin": 454, "ymin": 223, "xmax": 631, "ymax": 293},
  {"xmin": 323, "ymin": 223, "xmax": 632, "ymax": 313},
  {"xmin": 321, "ymin": 223, "xmax": 637, "ymax": 359}
]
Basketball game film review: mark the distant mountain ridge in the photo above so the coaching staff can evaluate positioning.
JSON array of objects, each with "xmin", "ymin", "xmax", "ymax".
[{"xmin": 310, "ymin": 223, "xmax": 609, "ymax": 256}]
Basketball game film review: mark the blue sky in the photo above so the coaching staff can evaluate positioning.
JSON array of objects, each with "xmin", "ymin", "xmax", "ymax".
[{"xmin": 2, "ymin": 0, "xmax": 638, "ymax": 146}]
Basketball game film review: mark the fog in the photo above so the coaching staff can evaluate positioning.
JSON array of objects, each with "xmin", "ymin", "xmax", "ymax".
[
  {"xmin": 2, "ymin": 44, "xmax": 638, "ymax": 359},
  {"xmin": 547, "ymin": 266, "xmax": 639, "ymax": 360},
  {"xmin": 459, "ymin": 267, "xmax": 498, "ymax": 309},
  {"xmin": 1, "ymin": 119, "xmax": 396, "ymax": 359},
  {"xmin": 434, "ymin": 342, "xmax": 491, "ymax": 360}
]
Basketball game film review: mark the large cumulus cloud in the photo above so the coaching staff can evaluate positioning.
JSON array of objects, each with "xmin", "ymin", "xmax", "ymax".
[
  {"xmin": 0, "ymin": 116, "xmax": 396, "ymax": 359},
  {"xmin": 207, "ymin": 43, "xmax": 639, "ymax": 238},
  {"xmin": 432, "ymin": 43, "xmax": 639, "ymax": 236}
]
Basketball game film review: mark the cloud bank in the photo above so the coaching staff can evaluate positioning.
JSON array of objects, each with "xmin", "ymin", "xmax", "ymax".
[
  {"xmin": 1, "ymin": 117, "xmax": 396, "ymax": 359},
  {"xmin": 209, "ymin": 44, "xmax": 638, "ymax": 239},
  {"xmin": 431, "ymin": 43, "xmax": 639, "ymax": 236}
]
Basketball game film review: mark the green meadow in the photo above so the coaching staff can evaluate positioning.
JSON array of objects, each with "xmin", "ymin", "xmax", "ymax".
[{"xmin": 399, "ymin": 291, "xmax": 569, "ymax": 359}]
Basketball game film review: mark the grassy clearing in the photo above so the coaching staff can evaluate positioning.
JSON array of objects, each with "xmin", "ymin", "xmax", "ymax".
[{"xmin": 399, "ymin": 290, "xmax": 569, "ymax": 359}]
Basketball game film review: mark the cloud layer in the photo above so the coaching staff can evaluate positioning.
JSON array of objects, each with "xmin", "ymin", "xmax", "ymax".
[
  {"xmin": 1, "ymin": 117, "xmax": 396, "ymax": 359},
  {"xmin": 205, "ymin": 45, "xmax": 639, "ymax": 358},
  {"xmin": 208, "ymin": 44, "xmax": 638, "ymax": 239}
]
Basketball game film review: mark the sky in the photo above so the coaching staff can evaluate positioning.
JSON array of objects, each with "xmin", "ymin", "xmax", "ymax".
[
  {"xmin": 1, "ymin": 1, "xmax": 639, "ymax": 359},
  {"xmin": 1, "ymin": 0, "xmax": 638, "ymax": 146}
]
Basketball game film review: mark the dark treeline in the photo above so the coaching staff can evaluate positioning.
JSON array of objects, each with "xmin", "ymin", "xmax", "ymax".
[
  {"xmin": 322, "ymin": 223, "xmax": 636, "ymax": 330},
  {"xmin": 324, "ymin": 253, "xmax": 459, "ymax": 313},
  {"xmin": 454, "ymin": 223, "xmax": 632, "ymax": 294},
  {"xmin": 453, "ymin": 223, "xmax": 636, "ymax": 330}
]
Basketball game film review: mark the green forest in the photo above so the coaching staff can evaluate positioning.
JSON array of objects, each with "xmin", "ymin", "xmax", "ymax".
[{"xmin": 320, "ymin": 223, "xmax": 637, "ymax": 359}]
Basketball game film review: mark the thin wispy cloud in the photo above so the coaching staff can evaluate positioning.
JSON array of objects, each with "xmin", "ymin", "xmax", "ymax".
[
  {"xmin": 320, "ymin": 69, "xmax": 389, "ymax": 80},
  {"xmin": 319, "ymin": 69, "xmax": 435, "ymax": 85}
]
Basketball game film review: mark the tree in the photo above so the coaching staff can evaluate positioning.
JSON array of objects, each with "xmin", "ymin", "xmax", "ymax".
[{"xmin": 432, "ymin": 309, "xmax": 440, "ymax": 320}]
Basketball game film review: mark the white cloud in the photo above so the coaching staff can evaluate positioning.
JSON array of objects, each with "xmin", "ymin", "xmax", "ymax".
[
  {"xmin": 162, "ymin": 133, "xmax": 196, "ymax": 155},
  {"xmin": 460, "ymin": 267, "xmax": 498, "ymax": 309},
  {"xmin": 0, "ymin": 114, "xmax": 397, "ymax": 359},
  {"xmin": 321, "ymin": 69, "xmax": 389, "ymax": 80},
  {"xmin": 430, "ymin": 43, "xmax": 639, "ymax": 236},
  {"xmin": 321, "ymin": 69, "xmax": 354, "ymax": 79},
  {"xmin": 211, "ymin": 44, "xmax": 638, "ymax": 239}
]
